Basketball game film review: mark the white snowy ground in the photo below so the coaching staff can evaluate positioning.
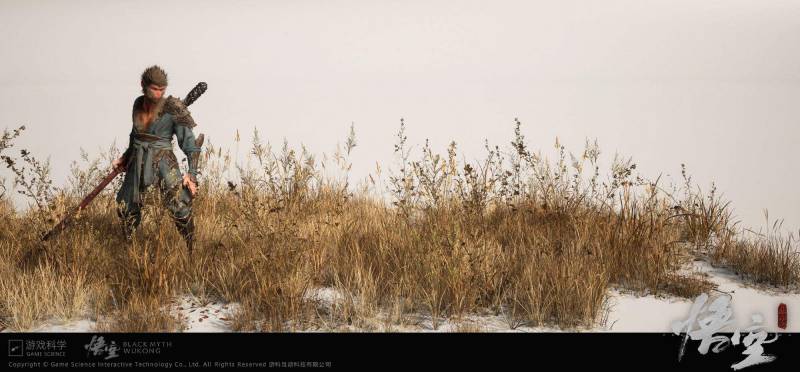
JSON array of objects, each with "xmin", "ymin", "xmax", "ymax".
[
  {"xmin": 606, "ymin": 260, "xmax": 799, "ymax": 333},
  {"xmin": 6, "ymin": 260, "xmax": 798, "ymax": 333},
  {"xmin": 166, "ymin": 296, "xmax": 241, "ymax": 332}
]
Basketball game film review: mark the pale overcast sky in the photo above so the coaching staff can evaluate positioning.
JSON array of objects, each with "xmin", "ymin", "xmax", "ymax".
[{"xmin": 1, "ymin": 0, "xmax": 798, "ymax": 231}]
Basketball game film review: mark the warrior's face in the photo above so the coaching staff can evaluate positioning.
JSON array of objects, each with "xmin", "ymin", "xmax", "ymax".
[{"xmin": 143, "ymin": 83, "xmax": 166, "ymax": 102}]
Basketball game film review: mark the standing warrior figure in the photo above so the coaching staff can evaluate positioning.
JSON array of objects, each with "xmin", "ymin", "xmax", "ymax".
[{"xmin": 111, "ymin": 65, "xmax": 202, "ymax": 253}]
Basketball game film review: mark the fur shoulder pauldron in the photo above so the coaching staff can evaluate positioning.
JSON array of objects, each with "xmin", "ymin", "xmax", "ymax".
[{"xmin": 164, "ymin": 95, "xmax": 197, "ymax": 128}]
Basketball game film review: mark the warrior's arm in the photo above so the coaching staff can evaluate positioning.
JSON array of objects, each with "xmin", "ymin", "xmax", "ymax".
[
  {"xmin": 121, "ymin": 128, "xmax": 134, "ymax": 163},
  {"xmin": 119, "ymin": 98, "xmax": 141, "ymax": 165},
  {"xmin": 165, "ymin": 95, "xmax": 202, "ymax": 181},
  {"xmin": 175, "ymin": 125, "xmax": 201, "ymax": 180}
]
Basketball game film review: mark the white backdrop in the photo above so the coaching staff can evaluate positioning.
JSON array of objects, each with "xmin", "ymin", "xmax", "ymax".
[{"xmin": 1, "ymin": 0, "xmax": 798, "ymax": 232}]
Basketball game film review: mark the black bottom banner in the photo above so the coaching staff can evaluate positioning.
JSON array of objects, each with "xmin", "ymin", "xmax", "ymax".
[{"xmin": 2, "ymin": 332, "xmax": 798, "ymax": 371}]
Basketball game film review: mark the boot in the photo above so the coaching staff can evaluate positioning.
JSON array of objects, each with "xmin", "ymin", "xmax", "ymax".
[
  {"xmin": 175, "ymin": 214, "xmax": 195, "ymax": 255},
  {"xmin": 117, "ymin": 208, "xmax": 141, "ymax": 243}
]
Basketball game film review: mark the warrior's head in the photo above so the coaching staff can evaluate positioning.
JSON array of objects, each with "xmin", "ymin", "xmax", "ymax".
[{"xmin": 140, "ymin": 65, "xmax": 168, "ymax": 102}]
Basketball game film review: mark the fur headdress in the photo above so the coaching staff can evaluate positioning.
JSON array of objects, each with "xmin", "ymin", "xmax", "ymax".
[{"xmin": 140, "ymin": 65, "xmax": 169, "ymax": 88}]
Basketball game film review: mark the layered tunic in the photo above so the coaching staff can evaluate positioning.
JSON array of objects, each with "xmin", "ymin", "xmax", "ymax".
[{"xmin": 116, "ymin": 95, "xmax": 201, "ymax": 206}]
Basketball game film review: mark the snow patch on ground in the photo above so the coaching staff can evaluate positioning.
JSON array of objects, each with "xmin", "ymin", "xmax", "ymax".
[
  {"xmin": 26, "ymin": 319, "xmax": 97, "ymax": 333},
  {"xmin": 302, "ymin": 286, "xmax": 561, "ymax": 332},
  {"xmin": 604, "ymin": 260, "xmax": 799, "ymax": 332},
  {"xmin": 166, "ymin": 294, "xmax": 240, "ymax": 332},
  {"xmin": 3, "ymin": 295, "xmax": 241, "ymax": 333}
]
